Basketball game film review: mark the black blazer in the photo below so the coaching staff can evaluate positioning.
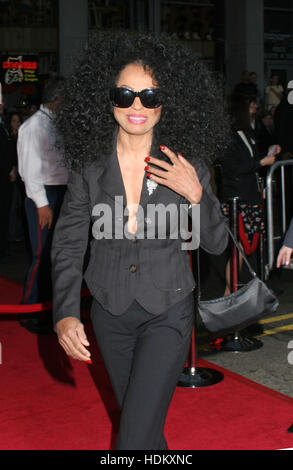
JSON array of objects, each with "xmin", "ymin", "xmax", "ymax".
[
  {"xmin": 218, "ymin": 130, "xmax": 262, "ymax": 204},
  {"xmin": 284, "ymin": 218, "xmax": 293, "ymax": 249},
  {"xmin": 51, "ymin": 147, "xmax": 228, "ymax": 327}
]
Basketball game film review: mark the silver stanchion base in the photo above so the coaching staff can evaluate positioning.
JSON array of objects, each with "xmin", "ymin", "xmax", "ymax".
[
  {"xmin": 177, "ymin": 366, "xmax": 224, "ymax": 388},
  {"xmin": 222, "ymin": 335, "xmax": 263, "ymax": 352}
]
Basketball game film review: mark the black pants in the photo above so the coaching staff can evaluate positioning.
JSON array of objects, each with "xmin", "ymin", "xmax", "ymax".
[
  {"xmin": 22, "ymin": 185, "xmax": 66, "ymax": 304},
  {"xmin": 91, "ymin": 294, "xmax": 195, "ymax": 450}
]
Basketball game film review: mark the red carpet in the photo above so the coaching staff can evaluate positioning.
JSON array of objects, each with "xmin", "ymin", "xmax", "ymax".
[{"xmin": 0, "ymin": 276, "xmax": 293, "ymax": 450}]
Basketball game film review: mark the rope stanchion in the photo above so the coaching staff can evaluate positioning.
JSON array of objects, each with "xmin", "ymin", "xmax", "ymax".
[
  {"xmin": 0, "ymin": 288, "xmax": 91, "ymax": 314},
  {"xmin": 177, "ymin": 313, "xmax": 224, "ymax": 388},
  {"xmin": 222, "ymin": 197, "xmax": 263, "ymax": 352}
]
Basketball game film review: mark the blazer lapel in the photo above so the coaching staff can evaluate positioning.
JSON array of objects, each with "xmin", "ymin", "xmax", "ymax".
[{"xmin": 98, "ymin": 146, "xmax": 126, "ymax": 207}]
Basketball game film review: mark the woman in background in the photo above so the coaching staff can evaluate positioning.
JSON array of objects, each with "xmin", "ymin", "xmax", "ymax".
[
  {"xmin": 265, "ymin": 74, "xmax": 284, "ymax": 111},
  {"xmin": 219, "ymin": 96, "xmax": 280, "ymax": 295}
]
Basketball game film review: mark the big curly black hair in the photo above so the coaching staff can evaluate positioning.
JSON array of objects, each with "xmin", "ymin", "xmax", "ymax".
[{"xmin": 56, "ymin": 31, "xmax": 230, "ymax": 171}]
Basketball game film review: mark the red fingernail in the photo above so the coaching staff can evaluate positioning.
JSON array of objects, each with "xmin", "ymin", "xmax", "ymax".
[
  {"xmin": 145, "ymin": 157, "xmax": 151, "ymax": 162},
  {"xmin": 178, "ymin": 152, "xmax": 183, "ymax": 157},
  {"xmin": 160, "ymin": 146, "xmax": 165, "ymax": 151},
  {"xmin": 145, "ymin": 166, "xmax": 149, "ymax": 171},
  {"xmin": 86, "ymin": 360, "xmax": 92, "ymax": 364},
  {"xmin": 147, "ymin": 173, "xmax": 151, "ymax": 178}
]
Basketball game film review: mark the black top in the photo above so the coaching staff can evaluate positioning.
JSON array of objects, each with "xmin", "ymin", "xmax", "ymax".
[
  {"xmin": 274, "ymin": 98, "xmax": 293, "ymax": 154},
  {"xmin": 255, "ymin": 122, "xmax": 275, "ymax": 156},
  {"xmin": 218, "ymin": 129, "xmax": 262, "ymax": 204}
]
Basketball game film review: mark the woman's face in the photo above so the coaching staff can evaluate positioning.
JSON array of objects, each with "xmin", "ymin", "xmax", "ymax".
[
  {"xmin": 249, "ymin": 101, "xmax": 258, "ymax": 117},
  {"xmin": 272, "ymin": 75, "xmax": 279, "ymax": 86},
  {"xmin": 262, "ymin": 114, "xmax": 273, "ymax": 128},
  {"xmin": 10, "ymin": 114, "xmax": 21, "ymax": 131},
  {"xmin": 113, "ymin": 63, "xmax": 162, "ymax": 138}
]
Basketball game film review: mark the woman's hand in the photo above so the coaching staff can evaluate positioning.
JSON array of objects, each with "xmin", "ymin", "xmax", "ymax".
[
  {"xmin": 56, "ymin": 317, "xmax": 92, "ymax": 363},
  {"xmin": 260, "ymin": 155, "xmax": 276, "ymax": 166},
  {"xmin": 260, "ymin": 145, "xmax": 281, "ymax": 167},
  {"xmin": 277, "ymin": 246, "xmax": 293, "ymax": 268},
  {"xmin": 145, "ymin": 146, "xmax": 202, "ymax": 205}
]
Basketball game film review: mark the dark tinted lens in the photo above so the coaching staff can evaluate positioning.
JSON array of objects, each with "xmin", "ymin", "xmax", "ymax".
[
  {"xmin": 139, "ymin": 89, "xmax": 161, "ymax": 108},
  {"xmin": 110, "ymin": 88, "xmax": 135, "ymax": 108},
  {"xmin": 110, "ymin": 88, "xmax": 161, "ymax": 108}
]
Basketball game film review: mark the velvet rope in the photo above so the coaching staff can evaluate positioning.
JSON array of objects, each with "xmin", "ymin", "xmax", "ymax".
[{"xmin": 0, "ymin": 288, "xmax": 91, "ymax": 314}]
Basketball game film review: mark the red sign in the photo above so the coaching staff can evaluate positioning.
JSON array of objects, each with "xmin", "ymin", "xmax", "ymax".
[{"xmin": 3, "ymin": 61, "xmax": 38, "ymax": 70}]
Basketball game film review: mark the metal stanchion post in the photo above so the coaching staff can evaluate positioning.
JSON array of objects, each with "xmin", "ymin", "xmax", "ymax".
[
  {"xmin": 259, "ymin": 231, "xmax": 265, "ymax": 282},
  {"xmin": 259, "ymin": 177, "xmax": 266, "ymax": 282},
  {"xmin": 177, "ymin": 252, "xmax": 224, "ymax": 388},
  {"xmin": 222, "ymin": 197, "xmax": 263, "ymax": 352}
]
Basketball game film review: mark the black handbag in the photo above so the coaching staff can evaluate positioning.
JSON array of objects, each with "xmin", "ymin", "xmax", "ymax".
[{"xmin": 197, "ymin": 225, "xmax": 279, "ymax": 336}]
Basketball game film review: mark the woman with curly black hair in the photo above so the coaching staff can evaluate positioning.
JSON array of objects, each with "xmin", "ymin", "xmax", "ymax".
[{"xmin": 51, "ymin": 31, "xmax": 229, "ymax": 450}]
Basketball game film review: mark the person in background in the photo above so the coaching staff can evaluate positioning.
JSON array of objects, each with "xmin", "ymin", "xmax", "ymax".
[
  {"xmin": 0, "ymin": 98, "xmax": 17, "ymax": 260},
  {"xmin": 17, "ymin": 76, "xmax": 68, "ymax": 334},
  {"xmin": 274, "ymin": 88, "xmax": 293, "ymax": 160},
  {"xmin": 274, "ymin": 86, "xmax": 293, "ymax": 222},
  {"xmin": 219, "ymin": 96, "xmax": 281, "ymax": 295},
  {"xmin": 249, "ymin": 72, "xmax": 260, "ymax": 103},
  {"xmin": 28, "ymin": 103, "xmax": 38, "ymax": 116},
  {"xmin": 277, "ymin": 218, "xmax": 293, "ymax": 268},
  {"xmin": 7, "ymin": 112, "xmax": 26, "ymax": 242},
  {"xmin": 256, "ymin": 111, "xmax": 276, "ymax": 156},
  {"xmin": 265, "ymin": 74, "xmax": 284, "ymax": 111},
  {"xmin": 249, "ymin": 98, "xmax": 260, "ymax": 134},
  {"xmin": 234, "ymin": 71, "xmax": 258, "ymax": 101},
  {"xmin": 9, "ymin": 112, "xmax": 22, "ymax": 137}
]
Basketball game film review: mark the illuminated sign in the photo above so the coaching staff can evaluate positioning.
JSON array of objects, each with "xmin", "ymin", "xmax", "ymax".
[
  {"xmin": 2, "ymin": 55, "xmax": 39, "ymax": 85},
  {"xmin": 3, "ymin": 61, "xmax": 38, "ymax": 70}
]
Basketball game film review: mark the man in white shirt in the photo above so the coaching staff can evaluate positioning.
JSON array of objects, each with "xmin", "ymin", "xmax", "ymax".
[{"xmin": 17, "ymin": 76, "xmax": 68, "ymax": 333}]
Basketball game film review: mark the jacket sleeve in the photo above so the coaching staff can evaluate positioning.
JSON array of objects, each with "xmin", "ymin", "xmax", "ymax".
[
  {"xmin": 189, "ymin": 160, "xmax": 229, "ymax": 255},
  {"xmin": 220, "ymin": 138, "xmax": 262, "ymax": 177},
  {"xmin": 283, "ymin": 217, "xmax": 293, "ymax": 249},
  {"xmin": 17, "ymin": 121, "xmax": 49, "ymax": 208},
  {"xmin": 51, "ymin": 169, "xmax": 91, "ymax": 329}
]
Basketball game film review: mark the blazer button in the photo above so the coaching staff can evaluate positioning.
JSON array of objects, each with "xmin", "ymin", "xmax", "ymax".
[
  {"xmin": 130, "ymin": 264, "xmax": 137, "ymax": 273},
  {"xmin": 131, "ymin": 237, "xmax": 137, "ymax": 243}
]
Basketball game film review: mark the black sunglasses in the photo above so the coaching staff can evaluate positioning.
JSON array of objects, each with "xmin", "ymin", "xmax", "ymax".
[{"xmin": 110, "ymin": 87, "xmax": 161, "ymax": 109}]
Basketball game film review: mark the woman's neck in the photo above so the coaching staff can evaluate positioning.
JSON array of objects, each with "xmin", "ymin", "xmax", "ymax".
[{"xmin": 117, "ymin": 128, "xmax": 153, "ymax": 161}]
